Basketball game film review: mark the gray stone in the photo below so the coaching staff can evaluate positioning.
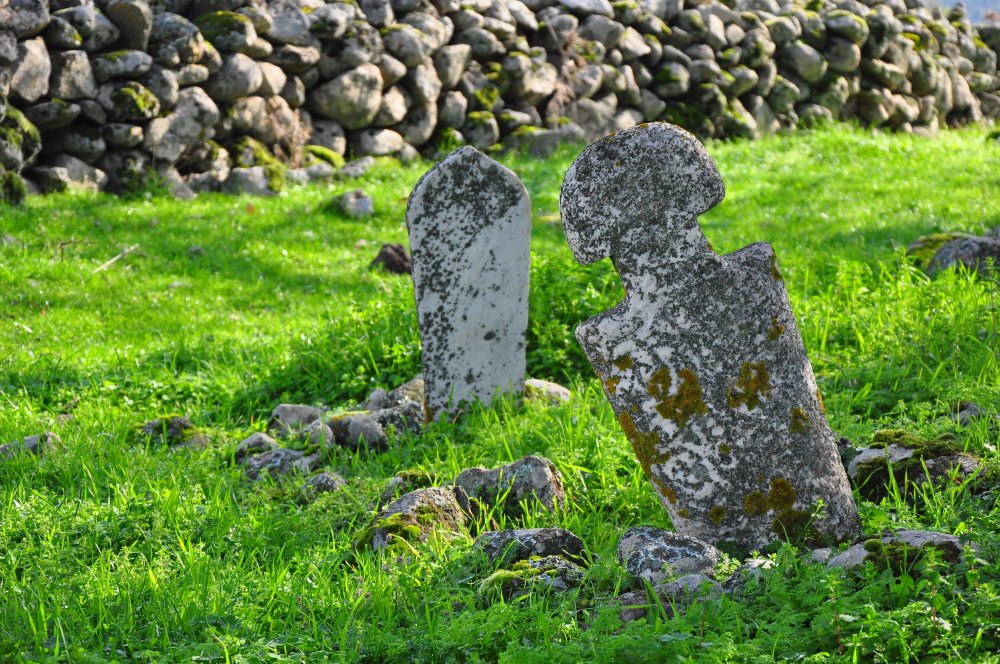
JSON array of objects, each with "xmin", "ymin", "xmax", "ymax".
[
  {"xmin": 267, "ymin": 0, "xmax": 310, "ymax": 45},
  {"xmin": 144, "ymin": 86, "xmax": 218, "ymax": 162},
  {"xmin": 354, "ymin": 128, "xmax": 404, "ymax": 156},
  {"xmin": 339, "ymin": 155, "xmax": 375, "ymax": 178},
  {"xmin": 0, "ymin": 432, "xmax": 60, "ymax": 461},
  {"xmin": 454, "ymin": 455, "xmax": 564, "ymax": 517},
  {"xmin": 195, "ymin": 10, "xmax": 257, "ymax": 53},
  {"xmin": 244, "ymin": 447, "xmax": 322, "ymax": 480},
  {"xmin": 335, "ymin": 189, "xmax": 374, "ymax": 217},
  {"xmin": 474, "ymin": 528, "xmax": 586, "ymax": 565},
  {"xmin": 722, "ymin": 557, "xmax": 774, "ymax": 595},
  {"xmin": 434, "ymin": 44, "xmax": 472, "ymax": 90},
  {"xmin": 48, "ymin": 51, "xmax": 97, "ymax": 100},
  {"xmin": 782, "ymin": 41, "xmax": 827, "ymax": 84},
  {"xmin": 377, "ymin": 53, "xmax": 407, "ymax": 88},
  {"xmin": 366, "ymin": 486, "xmax": 471, "ymax": 551},
  {"xmin": 234, "ymin": 431, "xmax": 279, "ymax": 463},
  {"xmin": 266, "ymin": 44, "xmax": 319, "ymax": 75},
  {"xmin": 406, "ymin": 147, "xmax": 531, "ymax": 414},
  {"xmin": 579, "ymin": 15, "xmax": 625, "ymax": 48},
  {"xmin": 929, "ymin": 236, "xmax": 1000, "ymax": 276},
  {"xmin": 302, "ymin": 471, "xmax": 346, "ymax": 497},
  {"xmin": 329, "ymin": 411, "xmax": 388, "ymax": 451},
  {"xmin": 224, "ymin": 166, "xmax": 279, "ymax": 196},
  {"xmin": 616, "ymin": 573, "xmax": 723, "ymax": 622},
  {"xmin": 91, "ymin": 49, "xmax": 153, "ymax": 82},
  {"xmin": 204, "ymin": 53, "xmax": 262, "ymax": 101},
  {"xmin": 827, "ymin": 530, "xmax": 968, "ymax": 570},
  {"xmin": 824, "ymin": 9, "xmax": 868, "ymax": 45},
  {"xmin": 617, "ymin": 526, "xmax": 721, "ymax": 585},
  {"xmin": 374, "ymin": 85, "xmax": 409, "ymax": 127},
  {"xmin": 0, "ymin": 32, "xmax": 15, "ymax": 66},
  {"xmin": 384, "ymin": 23, "xmax": 435, "ymax": 68},
  {"xmin": 309, "ymin": 119, "xmax": 346, "ymax": 155},
  {"xmin": 559, "ymin": 124, "xmax": 860, "ymax": 551},
  {"xmin": 177, "ymin": 64, "xmax": 210, "ymax": 86},
  {"xmin": 2, "ymin": 0, "xmax": 51, "ymax": 39},
  {"xmin": 463, "ymin": 111, "xmax": 500, "ymax": 148},
  {"xmin": 24, "ymin": 100, "xmax": 80, "ymax": 131},
  {"xmin": 57, "ymin": 5, "xmax": 121, "ymax": 52},
  {"xmin": 32, "ymin": 154, "xmax": 107, "ymax": 192},
  {"xmin": 9, "ymin": 38, "xmax": 50, "ymax": 104},
  {"xmin": 307, "ymin": 63, "xmax": 382, "ymax": 129},
  {"xmin": 42, "ymin": 15, "xmax": 84, "ymax": 49},
  {"xmin": 559, "ymin": 0, "xmax": 613, "ymax": 18},
  {"xmin": 149, "ymin": 12, "xmax": 204, "ymax": 67},
  {"xmin": 257, "ymin": 62, "xmax": 286, "ymax": 97},
  {"xmin": 478, "ymin": 555, "xmax": 585, "ymax": 602},
  {"xmin": 105, "ymin": 0, "xmax": 153, "ymax": 50},
  {"xmin": 136, "ymin": 415, "xmax": 203, "ymax": 446},
  {"xmin": 405, "ymin": 62, "xmax": 442, "ymax": 104},
  {"xmin": 268, "ymin": 403, "xmax": 324, "ymax": 436}
]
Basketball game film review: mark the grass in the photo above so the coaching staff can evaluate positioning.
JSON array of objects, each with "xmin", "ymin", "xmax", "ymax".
[{"xmin": 1, "ymin": 125, "xmax": 999, "ymax": 662}]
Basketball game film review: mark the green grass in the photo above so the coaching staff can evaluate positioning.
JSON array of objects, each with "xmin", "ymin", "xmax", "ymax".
[{"xmin": 1, "ymin": 125, "xmax": 999, "ymax": 662}]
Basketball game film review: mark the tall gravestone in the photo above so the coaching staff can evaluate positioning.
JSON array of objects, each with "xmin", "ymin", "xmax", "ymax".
[
  {"xmin": 560, "ymin": 123, "xmax": 859, "ymax": 551},
  {"xmin": 407, "ymin": 146, "xmax": 531, "ymax": 416}
]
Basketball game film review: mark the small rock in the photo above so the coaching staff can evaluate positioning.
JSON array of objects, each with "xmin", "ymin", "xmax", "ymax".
[
  {"xmin": 523, "ymin": 378, "xmax": 571, "ymax": 405},
  {"xmin": 267, "ymin": 404, "xmax": 324, "ymax": 437},
  {"xmin": 478, "ymin": 555, "xmax": 585, "ymax": 603},
  {"xmin": 616, "ymin": 573, "xmax": 722, "ymax": 622},
  {"xmin": 827, "ymin": 530, "xmax": 969, "ymax": 572},
  {"xmin": 362, "ymin": 388, "xmax": 389, "ymax": 411},
  {"xmin": 617, "ymin": 526, "xmax": 721, "ymax": 585},
  {"xmin": 329, "ymin": 412, "xmax": 388, "ymax": 452},
  {"xmin": 234, "ymin": 431, "xmax": 279, "ymax": 464},
  {"xmin": 337, "ymin": 190, "xmax": 374, "ymax": 218},
  {"xmin": 721, "ymin": 558, "xmax": 774, "ymax": 595},
  {"xmin": 136, "ymin": 416, "xmax": 203, "ymax": 446},
  {"xmin": 302, "ymin": 471, "xmax": 346, "ymax": 498},
  {"xmin": 377, "ymin": 469, "xmax": 438, "ymax": 509},
  {"xmin": 358, "ymin": 486, "xmax": 471, "ymax": 552},
  {"xmin": 244, "ymin": 447, "xmax": 321, "ymax": 480},
  {"xmin": 929, "ymin": 236, "xmax": 1000, "ymax": 276},
  {"xmin": 0, "ymin": 432, "xmax": 61, "ymax": 461},
  {"xmin": 339, "ymin": 156, "xmax": 375, "ymax": 179},
  {"xmin": 385, "ymin": 376, "xmax": 425, "ymax": 408},
  {"xmin": 369, "ymin": 243, "xmax": 412, "ymax": 274},
  {"xmin": 369, "ymin": 401, "xmax": 425, "ymax": 437},
  {"xmin": 475, "ymin": 528, "xmax": 586, "ymax": 566},
  {"xmin": 454, "ymin": 455, "xmax": 565, "ymax": 517}
]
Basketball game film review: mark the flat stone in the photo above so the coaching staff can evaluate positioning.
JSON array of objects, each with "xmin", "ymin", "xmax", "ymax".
[
  {"xmin": 302, "ymin": 471, "xmax": 346, "ymax": 498},
  {"xmin": 267, "ymin": 403, "xmax": 324, "ymax": 437},
  {"xmin": 523, "ymin": 378, "xmax": 571, "ymax": 405},
  {"xmin": 363, "ymin": 486, "xmax": 471, "ymax": 552},
  {"xmin": 406, "ymin": 147, "xmax": 531, "ymax": 415},
  {"xmin": 559, "ymin": 123, "xmax": 859, "ymax": 551},
  {"xmin": 336, "ymin": 189, "xmax": 374, "ymax": 218},
  {"xmin": 826, "ymin": 530, "xmax": 969, "ymax": 571},
  {"xmin": 478, "ymin": 555, "xmax": 585, "ymax": 603},
  {"xmin": 234, "ymin": 431, "xmax": 279, "ymax": 464},
  {"xmin": 0, "ymin": 432, "xmax": 60, "ymax": 461},
  {"xmin": 617, "ymin": 526, "xmax": 721, "ymax": 585},
  {"xmin": 369, "ymin": 243, "xmax": 411, "ymax": 274},
  {"xmin": 615, "ymin": 573, "xmax": 722, "ymax": 622},
  {"xmin": 244, "ymin": 447, "xmax": 321, "ymax": 480},
  {"xmin": 454, "ymin": 455, "xmax": 564, "ymax": 517},
  {"xmin": 328, "ymin": 412, "xmax": 388, "ymax": 451}
]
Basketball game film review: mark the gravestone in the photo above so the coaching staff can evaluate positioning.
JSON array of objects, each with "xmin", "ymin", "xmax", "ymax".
[
  {"xmin": 560, "ymin": 122, "xmax": 859, "ymax": 551},
  {"xmin": 407, "ymin": 146, "xmax": 531, "ymax": 416}
]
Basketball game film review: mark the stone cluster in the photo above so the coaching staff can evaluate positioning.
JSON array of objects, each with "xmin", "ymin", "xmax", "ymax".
[{"xmin": 1, "ymin": 0, "xmax": 999, "ymax": 200}]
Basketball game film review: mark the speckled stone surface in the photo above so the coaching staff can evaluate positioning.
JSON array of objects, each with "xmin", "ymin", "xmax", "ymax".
[
  {"xmin": 406, "ymin": 146, "xmax": 531, "ymax": 415},
  {"xmin": 560, "ymin": 122, "xmax": 859, "ymax": 551}
]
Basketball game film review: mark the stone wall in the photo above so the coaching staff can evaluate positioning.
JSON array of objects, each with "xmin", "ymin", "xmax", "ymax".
[{"xmin": 0, "ymin": 0, "xmax": 998, "ymax": 199}]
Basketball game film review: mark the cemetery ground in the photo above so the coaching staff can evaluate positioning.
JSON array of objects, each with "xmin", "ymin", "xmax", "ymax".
[{"xmin": 1, "ymin": 125, "xmax": 999, "ymax": 662}]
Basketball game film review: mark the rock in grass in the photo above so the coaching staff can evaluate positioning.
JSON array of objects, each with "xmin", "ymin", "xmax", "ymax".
[
  {"xmin": 475, "ymin": 528, "xmax": 586, "ymax": 566},
  {"xmin": 0, "ymin": 432, "xmax": 60, "ymax": 461},
  {"xmin": 826, "ymin": 530, "xmax": 969, "ymax": 572},
  {"xmin": 847, "ymin": 429, "xmax": 983, "ymax": 500},
  {"xmin": 234, "ymin": 431, "xmax": 279, "ymax": 464},
  {"xmin": 136, "ymin": 415, "xmax": 205, "ymax": 446},
  {"xmin": 329, "ymin": 412, "xmax": 388, "ymax": 452},
  {"xmin": 244, "ymin": 447, "xmax": 322, "ymax": 480},
  {"xmin": 336, "ymin": 189, "xmax": 374, "ymax": 218},
  {"xmin": 377, "ymin": 469, "xmax": 439, "ymax": 509},
  {"xmin": 267, "ymin": 404, "xmax": 324, "ymax": 437},
  {"xmin": 339, "ymin": 156, "xmax": 375, "ymax": 179},
  {"xmin": 615, "ymin": 573, "xmax": 722, "ymax": 622},
  {"xmin": 721, "ymin": 558, "xmax": 774, "ymax": 596},
  {"xmin": 454, "ymin": 455, "xmax": 565, "ymax": 518},
  {"xmin": 477, "ymin": 555, "xmax": 586, "ymax": 604},
  {"xmin": 523, "ymin": 378, "xmax": 571, "ymax": 405},
  {"xmin": 617, "ymin": 526, "xmax": 721, "ymax": 585},
  {"xmin": 300, "ymin": 471, "xmax": 346, "ymax": 501},
  {"xmin": 929, "ymin": 236, "xmax": 1000, "ymax": 277},
  {"xmin": 355, "ymin": 486, "xmax": 471, "ymax": 552},
  {"xmin": 559, "ymin": 123, "xmax": 859, "ymax": 552},
  {"xmin": 369, "ymin": 243, "xmax": 412, "ymax": 274}
]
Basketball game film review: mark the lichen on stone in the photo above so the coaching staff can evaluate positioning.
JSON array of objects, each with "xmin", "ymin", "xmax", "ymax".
[
  {"xmin": 790, "ymin": 407, "xmax": 811, "ymax": 434},
  {"xmin": 648, "ymin": 367, "xmax": 708, "ymax": 427},
  {"xmin": 727, "ymin": 361, "xmax": 771, "ymax": 411}
]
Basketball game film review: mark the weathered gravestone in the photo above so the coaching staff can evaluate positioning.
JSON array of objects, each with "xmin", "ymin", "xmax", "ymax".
[
  {"xmin": 560, "ymin": 123, "xmax": 859, "ymax": 551},
  {"xmin": 407, "ymin": 147, "xmax": 531, "ymax": 416}
]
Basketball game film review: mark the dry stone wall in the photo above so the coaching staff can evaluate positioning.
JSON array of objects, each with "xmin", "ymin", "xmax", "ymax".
[{"xmin": 1, "ymin": 0, "xmax": 998, "ymax": 200}]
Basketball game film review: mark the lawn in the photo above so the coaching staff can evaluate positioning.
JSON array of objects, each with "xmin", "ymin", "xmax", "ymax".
[{"xmin": 1, "ymin": 125, "xmax": 999, "ymax": 662}]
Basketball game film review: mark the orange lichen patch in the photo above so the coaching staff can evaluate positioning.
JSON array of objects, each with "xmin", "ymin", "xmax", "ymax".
[
  {"xmin": 743, "ymin": 491, "xmax": 768, "ymax": 516},
  {"xmin": 678, "ymin": 508, "xmax": 690, "ymax": 518},
  {"xmin": 653, "ymin": 477, "xmax": 678, "ymax": 504},
  {"xmin": 709, "ymin": 505, "xmax": 727, "ymax": 524},
  {"xmin": 604, "ymin": 376, "xmax": 621, "ymax": 395},
  {"xmin": 727, "ymin": 361, "xmax": 771, "ymax": 411},
  {"xmin": 648, "ymin": 367, "xmax": 708, "ymax": 428},
  {"xmin": 770, "ymin": 254, "xmax": 783, "ymax": 281},
  {"xmin": 617, "ymin": 412, "xmax": 669, "ymax": 477},
  {"xmin": 790, "ymin": 407, "xmax": 811, "ymax": 434},
  {"xmin": 767, "ymin": 477, "xmax": 796, "ymax": 510},
  {"xmin": 767, "ymin": 317, "xmax": 785, "ymax": 341},
  {"xmin": 613, "ymin": 354, "xmax": 633, "ymax": 371},
  {"xmin": 719, "ymin": 443, "xmax": 732, "ymax": 456},
  {"xmin": 816, "ymin": 387, "xmax": 826, "ymax": 416}
]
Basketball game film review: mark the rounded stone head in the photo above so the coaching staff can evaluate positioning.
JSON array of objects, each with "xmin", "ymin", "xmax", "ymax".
[{"xmin": 559, "ymin": 123, "xmax": 726, "ymax": 265}]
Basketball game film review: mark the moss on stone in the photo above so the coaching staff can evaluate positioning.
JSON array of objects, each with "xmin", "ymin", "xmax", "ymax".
[
  {"xmin": 195, "ymin": 11, "xmax": 252, "ymax": 40},
  {"xmin": 112, "ymin": 83, "xmax": 161, "ymax": 120},
  {"xmin": 617, "ymin": 412, "xmax": 669, "ymax": 477},
  {"xmin": 790, "ymin": 407, "xmax": 811, "ymax": 434},
  {"xmin": 647, "ymin": 367, "xmax": 708, "ymax": 428},
  {"xmin": 728, "ymin": 361, "xmax": 771, "ymax": 411},
  {"xmin": 771, "ymin": 508, "xmax": 811, "ymax": 540},
  {"xmin": 305, "ymin": 145, "xmax": 346, "ymax": 169},
  {"xmin": 743, "ymin": 491, "xmax": 768, "ymax": 516},
  {"xmin": 767, "ymin": 317, "xmax": 785, "ymax": 341},
  {"xmin": 0, "ymin": 171, "xmax": 27, "ymax": 206},
  {"xmin": 709, "ymin": 505, "xmax": 727, "ymax": 524},
  {"xmin": 855, "ymin": 429, "xmax": 964, "ymax": 500},
  {"xmin": 767, "ymin": 477, "xmax": 796, "ymax": 510}
]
